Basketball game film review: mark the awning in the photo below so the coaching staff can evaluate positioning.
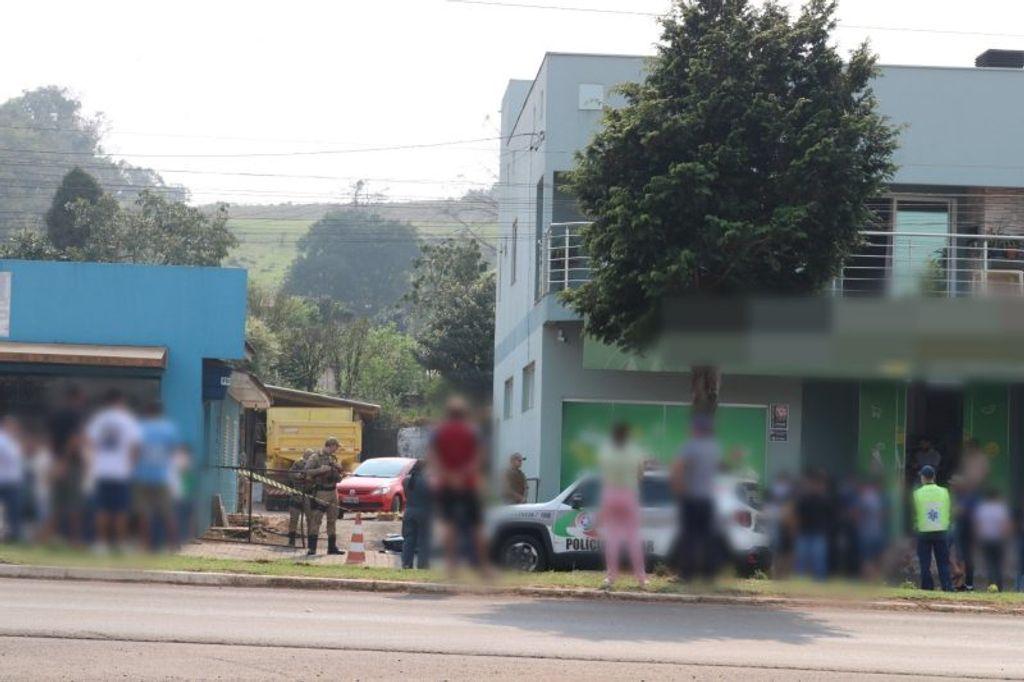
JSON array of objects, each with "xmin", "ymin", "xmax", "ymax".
[
  {"xmin": 264, "ymin": 384, "xmax": 381, "ymax": 420},
  {"xmin": 228, "ymin": 370, "xmax": 272, "ymax": 410},
  {"xmin": 0, "ymin": 341, "xmax": 167, "ymax": 369}
]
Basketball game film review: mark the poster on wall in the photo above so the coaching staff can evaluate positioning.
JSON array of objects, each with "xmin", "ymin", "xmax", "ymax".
[
  {"xmin": 769, "ymin": 403, "xmax": 789, "ymax": 442},
  {"xmin": 559, "ymin": 401, "xmax": 768, "ymax": 488}
]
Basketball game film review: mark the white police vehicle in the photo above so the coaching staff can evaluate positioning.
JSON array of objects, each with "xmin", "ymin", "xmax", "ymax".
[{"xmin": 486, "ymin": 470, "xmax": 771, "ymax": 574}]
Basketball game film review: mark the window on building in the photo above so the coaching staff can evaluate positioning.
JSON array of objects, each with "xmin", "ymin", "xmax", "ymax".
[
  {"xmin": 503, "ymin": 377, "xmax": 514, "ymax": 419},
  {"xmin": 521, "ymin": 362, "xmax": 535, "ymax": 412},
  {"xmin": 510, "ymin": 219, "xmax": 518, "ymax": 285},
  {"xmin": 578, "ymin": 83, "xmax": 604, "ymax": 110},
  {"xmin": 534, "ymin": 178, "xmax": 545, "ymax": 300}
]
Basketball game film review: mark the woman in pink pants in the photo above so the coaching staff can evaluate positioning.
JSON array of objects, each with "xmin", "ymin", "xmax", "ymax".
[{"xmin": 598, "ymin": 423, "xmax": 647, "ymax": 589}]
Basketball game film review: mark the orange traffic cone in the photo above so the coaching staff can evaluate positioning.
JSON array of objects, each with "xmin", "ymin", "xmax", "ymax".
[{"xmin": 345, "ymin": 512, "xmax": 366, "ymax": 564}]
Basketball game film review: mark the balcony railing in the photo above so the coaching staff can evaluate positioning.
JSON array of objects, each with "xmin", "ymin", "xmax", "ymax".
[
  {"xmin": 541, "ymin": 222, "xmax": 1024, "ymax": 298},
  {"xmin": 541, "ymin": 222, "xmax": 591, "ymax": 295}
]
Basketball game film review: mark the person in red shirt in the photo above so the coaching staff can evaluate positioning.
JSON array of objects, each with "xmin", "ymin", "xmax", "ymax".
[{"xmin": 428, "ymin": 395, "xmax": 489, "ymax": 576}]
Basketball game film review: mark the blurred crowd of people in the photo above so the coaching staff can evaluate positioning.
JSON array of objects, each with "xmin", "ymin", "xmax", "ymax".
[
  {"xmin": 0, "ymin": 385, "xmax": 191, "ymax": 552},
  {"xmin": 765, "ymin": 469, "xmax": 890, "ymax": 582}
]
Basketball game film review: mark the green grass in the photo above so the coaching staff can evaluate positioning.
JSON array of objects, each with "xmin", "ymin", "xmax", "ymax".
[
  {"xmin": 223, "ymin": 217, "xmax": 314, "ymax": 288},
  {"xmin": 2, "ymin": 545, "xmax": 1024, "ymax": 609}
]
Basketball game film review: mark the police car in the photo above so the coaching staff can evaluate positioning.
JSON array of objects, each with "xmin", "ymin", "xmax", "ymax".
[{"xmin": 485, "ymin": 470, "xmax": 771, "ymax": 574}]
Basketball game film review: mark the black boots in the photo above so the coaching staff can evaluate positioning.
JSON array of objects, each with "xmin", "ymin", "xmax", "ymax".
[
  {"xmin": 306, "ymin": 535, "xmax": 318, "ymax": 555},
  {"xmin": 288, "ymin": 532, "xmax": 296, "ymax": 547},
  {"xmin": 327, "ymin": 535, "xmax": 343, "ymax": 555}
]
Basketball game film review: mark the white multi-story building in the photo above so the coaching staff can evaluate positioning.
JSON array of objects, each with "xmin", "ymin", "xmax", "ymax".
[{"xmin": 494, "ymin": 50, "xmax": 1024, "ymax": 504}]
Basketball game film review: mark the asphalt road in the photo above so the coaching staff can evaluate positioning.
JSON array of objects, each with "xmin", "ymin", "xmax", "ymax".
[{"xmin": 0, "ymin": 578, "xmax": 1022, "ymax": 680}]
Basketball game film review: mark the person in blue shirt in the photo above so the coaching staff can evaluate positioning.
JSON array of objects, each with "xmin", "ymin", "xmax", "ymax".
[{"xmin": 134, "ymin": 402, "xmax": 182, "ymax": 550}]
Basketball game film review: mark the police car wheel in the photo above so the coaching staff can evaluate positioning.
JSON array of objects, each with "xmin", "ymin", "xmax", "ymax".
[{"xmin": 500, "ymin": 534, "xmax": 547, "ymax": 572}]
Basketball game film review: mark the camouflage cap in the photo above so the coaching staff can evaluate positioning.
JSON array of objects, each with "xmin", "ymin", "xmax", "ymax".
[{"xmin": 324, "ymin": 436, "xmax": 340, "ymax": 448}]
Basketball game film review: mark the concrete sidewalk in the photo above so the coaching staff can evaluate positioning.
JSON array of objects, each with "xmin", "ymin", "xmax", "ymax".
[{"xmin": 0, "ymin": 562, "xmax": 1018, "ymax": 616}]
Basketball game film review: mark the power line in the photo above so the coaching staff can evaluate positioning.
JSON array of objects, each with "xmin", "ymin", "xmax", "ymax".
[
  {"xmin": 447, "ymin": 0, "xmax": 1024, "ymax": 39},
  {"xmin": 0, "ymin": 134, "xmax": 526, "ymax": 159}
]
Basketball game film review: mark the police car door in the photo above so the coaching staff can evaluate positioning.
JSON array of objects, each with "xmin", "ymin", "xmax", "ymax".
[
  {"xmin": 550, "ymin": 476, "xmax": 602, "ymax": 559},
  {"xmin": 639, "ymin": 475, "xmax": 676, "ymax": 560}
]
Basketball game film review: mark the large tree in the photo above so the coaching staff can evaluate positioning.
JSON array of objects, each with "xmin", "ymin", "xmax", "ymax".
[
  {"xmin": 565, "ymin": 0, "xmax": 897, "ymax": 415},
  {"xmin": 45, "ymin": 167, "xmax": 103, "ymax": 250},
  {"xmin": 0, "ymin": 86, "xmax": 184, "ymax": 237},
  {"xmin": 284, "ymin": 210, "xmax": 420, "ymax": 319},
  {"xmin": 407, "ymin": 238, "xmax": 494, "ymax": 398},
  {"xmin": 3, "ymin": 190, "xmax": 237, "ymax": 266}
]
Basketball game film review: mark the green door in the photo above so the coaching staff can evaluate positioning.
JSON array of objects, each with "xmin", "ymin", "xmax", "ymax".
[
  {"xmin": 964, "ymin": 384, "xmax": 1010, "ymax": 495},
  {"xmin": 858, "ymin": 382, "xmax": 907, "ymax": 534}
]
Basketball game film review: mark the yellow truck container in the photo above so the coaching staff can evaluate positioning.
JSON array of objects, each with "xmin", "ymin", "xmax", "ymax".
[{"xmin": 264, "ymin": 408, "xmax": 362, "ymax": 506}]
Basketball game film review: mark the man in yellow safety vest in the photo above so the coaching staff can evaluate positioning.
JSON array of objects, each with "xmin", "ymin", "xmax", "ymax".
[{"xmin": 913, "ymin": 465, "xmax": 953, "ymax": 591}]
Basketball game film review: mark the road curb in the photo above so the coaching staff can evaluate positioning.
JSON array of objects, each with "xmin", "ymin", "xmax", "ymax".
[{"xmin": 0, "ymin": 563, "xmax": 1019, "ymax": 615}]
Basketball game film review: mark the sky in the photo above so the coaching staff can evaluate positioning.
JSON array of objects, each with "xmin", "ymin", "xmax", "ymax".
[{"xmin": 3, "ymin": 0, "xmax": 1024, "ymax": 206}]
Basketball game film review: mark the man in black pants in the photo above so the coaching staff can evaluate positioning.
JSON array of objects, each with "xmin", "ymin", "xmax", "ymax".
[{"xmin": 671, "ymin": 414, "xmax": 722, "ymax": 581}]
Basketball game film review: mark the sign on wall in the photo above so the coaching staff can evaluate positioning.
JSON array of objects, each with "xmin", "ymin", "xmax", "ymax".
[
  {"xmin": 0, "ymin": 272, "xmax": 10, "ymax": 337},
  {"xmin": 560, "ymin": 400, "xmax": 768, "ymax": 488}
]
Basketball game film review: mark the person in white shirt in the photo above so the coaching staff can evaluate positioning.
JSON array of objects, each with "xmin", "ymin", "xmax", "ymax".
[
  {"xmin": 84, "ymin": 390, "xmax": 141, "ymax": 549},
  {"xmin": 973, "ymin": 488, "xmax": 1011, "ymax": 592},
  {"xmin": 0, "ymin": 416, "xmax": 25, "ymax": 542},
  {"xmin": 597, "ymin": 423, "xmax": 648, "ymax": 589}
]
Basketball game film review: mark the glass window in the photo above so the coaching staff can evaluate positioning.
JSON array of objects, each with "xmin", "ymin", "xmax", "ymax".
[
  {"xmin": 891, "ymin": 201, "xmax": 950, "ymax": 297},
  {"xmin": 569, "ymin": 477, "xmax": 602, "ymax": 507},
  {"xmin": 510, "ymin": 219, "xmax": 518, "ymax": 285},
  {"xmin": 640, "ymin": 476, "xmax": 673, "ymax": 508},
  {"xmin": 503, "ymin": 377, "xmax": 514, "ymax": 420},
  {"xmin": 578, "ymin": 84, "xmax": 604, "ymax": 110},
  {"xmin": 521, "ymin": 362, "xmax": 535, "ymax": 412},
  {"xmin": 353, "ymin": 459, "xmax": 408, "ymax": 478}
]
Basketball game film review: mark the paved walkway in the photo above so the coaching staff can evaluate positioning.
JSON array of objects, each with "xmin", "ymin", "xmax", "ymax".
[{"xmin": 186, "ymin": 513, "xmax": 404, "ymax": 567}]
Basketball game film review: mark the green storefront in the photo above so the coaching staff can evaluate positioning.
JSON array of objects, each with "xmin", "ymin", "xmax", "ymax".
[{"xmin": 559, "ymin": 400, "xmax": 769, "ymax": 488}]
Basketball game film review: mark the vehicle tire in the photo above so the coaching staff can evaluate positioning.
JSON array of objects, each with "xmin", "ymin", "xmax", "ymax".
[
  {"xmin": 390, "ymin": 495, "xmax": 404, "ymax": 513},
  {"xmin": 499, "ymin": 533, "xmax": 548, "ymax": 572}
]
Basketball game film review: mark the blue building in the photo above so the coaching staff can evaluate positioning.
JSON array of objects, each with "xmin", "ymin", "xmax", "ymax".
[{"xmin": 0, "ymin": 259, "xmax": 248, "ymax": 531}]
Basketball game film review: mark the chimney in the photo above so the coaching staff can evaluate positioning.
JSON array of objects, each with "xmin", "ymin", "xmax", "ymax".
[{"xmin": 975, "ymin": 49, "xmax": 1024, "ymax": 68}]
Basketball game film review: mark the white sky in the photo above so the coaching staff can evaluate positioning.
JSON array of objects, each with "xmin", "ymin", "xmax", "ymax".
[{"xmin": 2, "ymin": 0, "xmax": 1023, "ymax": 206}]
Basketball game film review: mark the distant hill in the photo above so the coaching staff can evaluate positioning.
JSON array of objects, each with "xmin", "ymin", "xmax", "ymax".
[{"xmin": 220, "ymin": 191, "xmax": 498, "ymax": 288}]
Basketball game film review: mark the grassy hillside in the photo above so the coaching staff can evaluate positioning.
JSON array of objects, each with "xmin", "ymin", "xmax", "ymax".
[
  {"xmin": 222, "ymin": 194, "xmax": 498, "ymax": 289},
  {"xmin": 223, "ymin": 217, "xmax": 314, "ymax": 288}
]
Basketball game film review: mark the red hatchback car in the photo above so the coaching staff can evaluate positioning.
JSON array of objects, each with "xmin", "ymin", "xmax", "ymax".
[{"xmin": 336, "ymin": 457, "xmax": 417, "ymax": 512}]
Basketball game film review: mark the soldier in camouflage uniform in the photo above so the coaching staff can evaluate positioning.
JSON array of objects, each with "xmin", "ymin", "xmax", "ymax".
[
  {"xmin": 286, "ymin": 449, "xmax": 315, "ymax": 547},
  {"xmin": 304, "ymin": 437, "xmax": 345, "ymax": 555}
]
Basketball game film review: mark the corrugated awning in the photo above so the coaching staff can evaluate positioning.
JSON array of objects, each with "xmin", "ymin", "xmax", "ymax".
[
  {"xmin": 0, "ymin": 341, "xmax": 167, "ymax": 369},
  {"xmin": 228, "ymin": 370, "xmax": 272, "ymax": 410},
  {"xmin": 264, "ymin": 384, "xmax": 381, "ymax": 420}
]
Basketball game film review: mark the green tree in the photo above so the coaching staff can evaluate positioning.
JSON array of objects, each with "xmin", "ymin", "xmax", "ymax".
[
  {"xmin": 348, "ymin": 323, "xmax": 440, "ymax": 427},
  {"xmin": 284, "ymin": 210, "xmax": 420, "ymax": 319},
  {"xmin": 45, "ymin": 167, "xmax": 103, "ymax": 250},
  {"xmin": 0, "ymin": 86, "xmax": 183, "ymax": 237},
  {"xmin": 69, "ymin": 191, "xmax": 237, "ymax": 266},
  {"xmin": 565, "ymin": 0, "xmax": 897, "ymax": 415},
  {"xmin": 407, "ymin": 239, "xmax": 494, "ymax": 397}
]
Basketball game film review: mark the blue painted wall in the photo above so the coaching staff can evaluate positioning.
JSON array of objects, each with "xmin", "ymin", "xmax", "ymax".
[{"xmin": 0, "ymin": 259, "xmax": 248, "ymax": 525}]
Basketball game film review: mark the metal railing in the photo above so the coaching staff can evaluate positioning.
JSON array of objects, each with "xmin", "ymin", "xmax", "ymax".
[
  {"xmin": 541, "ymin": 222, "xmax": 1024, "ymax": 298},
  {"xmin": 541, "ymin": 222, "xmax": 591, "ymax": 295},
  {"xmin": 836, "ymin": 230, "xmax": 1024, "ymax": 297}
]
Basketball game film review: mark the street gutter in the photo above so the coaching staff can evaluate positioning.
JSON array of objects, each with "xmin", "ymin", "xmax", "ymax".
[{"xmin": 0, "ymin": 563, "xmax": 1018, "ymax": 616}]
